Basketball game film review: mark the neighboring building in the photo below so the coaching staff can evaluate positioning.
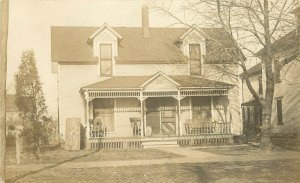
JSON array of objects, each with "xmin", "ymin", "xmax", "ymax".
[
  {"xmin": 241, "ymin": 9, "xmax": 300, "ymax": 144},
  {"xmin": 51, "ymin": 6, "xmax": 242, "ymax": 149},
  {"xmin": 269, "ymin": 28, "xmax": 300, "ymax": 140},
  {"xmin": 240, "ymin": 63, "xmax": 263, "ymax": 140}
]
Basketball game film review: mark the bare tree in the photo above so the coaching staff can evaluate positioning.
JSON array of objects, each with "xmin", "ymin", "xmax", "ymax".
[
  {"xmin": 0, "ymin": 0, "xmax": 9, "ymax": 182},
  {"xmin": 152, "ymin": 0, "xmax": 298, "ymax": 149}
]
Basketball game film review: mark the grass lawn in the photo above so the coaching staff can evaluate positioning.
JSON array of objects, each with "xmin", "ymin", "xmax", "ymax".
[
  {"xmin": 6, "ymin": 159, "xmax": 300, "ymax": 183},
  {"xmin": 5, "ymin": 145, "xmax": 300, "ymax": 183},
  {"xmin": 6, "ymin": 146, "xmax": 182, "ymax": 165},
  {"xmin": 194, "ymin": 145, "xmax": 261, "ymax": 156}
]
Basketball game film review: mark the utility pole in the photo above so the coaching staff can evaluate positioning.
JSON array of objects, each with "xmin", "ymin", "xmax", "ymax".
[{"xmin": 0, "ymin": 0, "xmax": 9, "ymax": 182}]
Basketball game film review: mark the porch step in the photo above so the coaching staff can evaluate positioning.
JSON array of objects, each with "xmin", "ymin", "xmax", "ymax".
[{"xmin": 141, "ymin": 138, "xmax": 179, "ymax": 148}]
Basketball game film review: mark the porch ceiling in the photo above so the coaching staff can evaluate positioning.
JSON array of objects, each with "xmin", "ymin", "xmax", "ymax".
[{"xmin": 80, "ymin": 73, "xmax": 234, "ymax": 92}]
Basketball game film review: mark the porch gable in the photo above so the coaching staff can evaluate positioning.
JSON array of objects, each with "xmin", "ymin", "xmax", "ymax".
[{"xmin": 142, "ymin": 72, "xmax": 179, "ymax": 91}]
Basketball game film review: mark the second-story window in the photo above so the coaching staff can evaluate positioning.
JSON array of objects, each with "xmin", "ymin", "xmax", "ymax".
[
  {"xmin": 100, "ymin": 44, "xmax": 112, "ymax": 76},
  {"xmin": 258, "ymin": 74, "xmax": 263, "ymax": 96},
  {"xmin": 189, "ymin": 44, "xmax": 202, "ymax": 75},
  {"xmin": 276, "ymin": 98, "xmax": 284, "ymax": 125}
]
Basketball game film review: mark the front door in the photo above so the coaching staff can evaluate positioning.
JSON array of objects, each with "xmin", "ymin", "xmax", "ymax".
[
  {"xmin": 146, "ymin": 98, "xmax": 177, "ymax": 137},
  {"xmin": 161, "ymin": 110, "xmax": 176, "ymax": 135},
  {"xmin": 146, "ymin": 111, "xmax": 161, "ymax": 136}
]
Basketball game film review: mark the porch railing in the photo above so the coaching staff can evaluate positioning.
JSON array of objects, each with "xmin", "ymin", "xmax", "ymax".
[
  {"xmin": 89, "ymin": 124, "xmax": 142, "ymax": 138},
  {"xmin": 90, "ymin": 126, "xmax": 107, "ymax": 138},
  {"xmin": 185, "ymin": 122, "xmax": 231, "ymax": 135}
]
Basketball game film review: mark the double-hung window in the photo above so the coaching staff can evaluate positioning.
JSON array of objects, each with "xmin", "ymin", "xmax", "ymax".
[
  {"xmin": 276, "ymin": 98, "xmax": 283, "ymax": 125},
  {"xmin": 189, "ymin": 44, "xmax": 202, "ymax": 75},
  {"xmin": 100, "ymin": 44, "xmax": 112, "ymax": 76}
]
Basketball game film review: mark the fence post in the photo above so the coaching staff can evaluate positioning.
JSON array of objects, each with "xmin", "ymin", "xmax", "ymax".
[{"xmin": 15, "ymin": 131, "xmax": 21, "ymax": 165}]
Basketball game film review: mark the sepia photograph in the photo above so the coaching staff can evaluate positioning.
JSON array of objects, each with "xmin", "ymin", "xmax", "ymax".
[{"xmin": 0, "ymin": 0, "xmax": 300, "ymax": 182}]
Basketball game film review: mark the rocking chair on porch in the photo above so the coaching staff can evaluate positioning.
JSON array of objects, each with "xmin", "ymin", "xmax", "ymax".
[
  {"xmin": 130, "ymin": 117, "xmax": 141, "ymax": 136},
  {"xmin": 89, "ymin": 119, "xmax": 107, "ymax": 138}
]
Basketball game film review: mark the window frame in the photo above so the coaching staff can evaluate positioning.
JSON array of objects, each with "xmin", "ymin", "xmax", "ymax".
[
  {"xmin": 275, "ymin": 98, "xmax": 284, "ymax": 125},
  {"xmin": 189, "ymin": 43, "xmax": 202, "ymax": 75},
  {"xmin": 258, "ymin": 73, "xmax": 263, "ymax": 96},
  {"xmin": 99, "ymin": 44, "xmax": 113, "ymax": 76}
]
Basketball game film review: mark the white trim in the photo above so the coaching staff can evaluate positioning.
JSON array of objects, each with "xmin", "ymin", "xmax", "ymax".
[
  {"xmin": 140, "ymin": 71, "xmax": 180, "ymax": 88},
  {"xmin": 179, "ymin": 25, "xmax": 208, "ymax": 41},
  {"xmin": 89, "ymin": 23, "xmax": 122, "ymax": 42}
]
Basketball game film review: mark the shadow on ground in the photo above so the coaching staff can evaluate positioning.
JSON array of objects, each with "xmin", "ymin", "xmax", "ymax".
[
  {"xmin": 6, "ymin": 149, "xmax": 100, "ymax": 183},
  {"xmin": 183, "ymin": 164, "xmax": 210, "ymax": 183}
]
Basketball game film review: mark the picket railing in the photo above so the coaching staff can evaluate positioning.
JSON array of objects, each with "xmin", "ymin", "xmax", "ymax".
[
  {"xmin": 185, "ymin": 122, "xmax": 231, "ymax": 135},
  {"xmin": 90, "ymin": 124, "xmax": 141, "ymax": 138},
  {"xmin": 90, "ymin": 126, "xmax": 107, "ymax": 138}
]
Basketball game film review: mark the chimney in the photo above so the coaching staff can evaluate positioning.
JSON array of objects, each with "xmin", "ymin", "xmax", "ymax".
[{"xmin": 142, "ymin": 5, "xmax": 150, "ymax": 38}]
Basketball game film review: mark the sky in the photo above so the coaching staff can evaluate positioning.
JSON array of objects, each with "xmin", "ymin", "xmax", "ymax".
[{"xmin": 7, "ymin": 0, "xmax": 187, "ymax": 117}]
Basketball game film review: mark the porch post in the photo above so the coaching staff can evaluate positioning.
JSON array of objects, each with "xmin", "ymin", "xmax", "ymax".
[
  {"xmin": 175, "ymin": 91, "xmax": 185, "ymax": 136},
  {"xmin": 84, "ymin": 91, "xmax": 91, "ymax": 140},
  {"xmin": 138, "ymin": 94, "xmax": 147, "ymax": 137},
  {"xmin": 211, "ymin": 96, "xmax": 214, "ymax": 122}
]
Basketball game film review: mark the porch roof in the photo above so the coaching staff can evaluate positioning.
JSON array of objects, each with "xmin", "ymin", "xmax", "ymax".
[{"xmin": 80, "ymin": 74, "xmax": 233, "ymax": 91}]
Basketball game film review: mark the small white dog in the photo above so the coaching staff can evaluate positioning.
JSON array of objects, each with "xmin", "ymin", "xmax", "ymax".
[{"xmin": 145, "ymin": 126, "xmax": 152, "ymax": 137}]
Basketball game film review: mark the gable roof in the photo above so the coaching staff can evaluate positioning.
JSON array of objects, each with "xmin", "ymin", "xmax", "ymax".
[
  {"xmin": 88, "ymin": 23, "xmax": 122, "ymax": 44},
  {"xmin": 51, "ymin": 26, "xmax": 237, "ymax": 64},
  {"xmin": 140, "ymin": 72, "xmax": 180, "ymax": 87},
  {"xmin": 80, "ymin": 73, "xmax": 233, "ymax": 91},
  {"xmin": 257, "ymin": 30, "xmax": 299, "ymax": 57},
  {"xmin": 240, "ymin": 62, "xmax": 262, "ymax": 77}
]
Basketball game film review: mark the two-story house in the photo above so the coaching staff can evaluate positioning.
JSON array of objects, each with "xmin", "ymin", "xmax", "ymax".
[
  {"xmin": 241, "ymin": 7, "xmax": 300, "ymax": 145},
  {"xmin": 240, "ymin": 63, "xmax": 263, "ymax": 140},
  {"xmin": 51, "ymin": 6, "xmax": 242, "ymax": 149}
]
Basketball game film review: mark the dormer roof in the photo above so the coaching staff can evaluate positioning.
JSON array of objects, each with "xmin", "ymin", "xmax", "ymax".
[
  {"xmin": 179, "ymin": 25, "xmax": 207, "ymax": 40},
  {"xmin": 87, "ymin": 23, "xmax": 122, "ymax": 45}
]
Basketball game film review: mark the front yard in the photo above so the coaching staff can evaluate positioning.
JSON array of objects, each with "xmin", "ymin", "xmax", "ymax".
[
  {"xmin": 5, "ymin": 145, "xmax": 300, "ymax": 183},
  {"xmin": 5, "ymin": 146, "xmax": 182, "ymax": 165}
]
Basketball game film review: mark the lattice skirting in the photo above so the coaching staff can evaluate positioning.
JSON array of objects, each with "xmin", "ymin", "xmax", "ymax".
[
  {"xmin": 177, "ymin": 135, "xmax": 233, "ymax": 146},
  {"xmin": 87, "ymin": 138, "xmax": 142, "ymax": 149},
  {"xmin": 87, "ymin": 135, "xmax": 233, "ymax": 149}
]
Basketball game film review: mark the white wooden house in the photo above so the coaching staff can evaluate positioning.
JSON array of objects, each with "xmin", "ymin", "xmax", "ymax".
[
  {"xmin": 51, "ymin": 6, "xmax": 242, "ymax": 149},
  {"xmin": 241, "ymin": 7, "xmax": 300, "ymax": 145}
]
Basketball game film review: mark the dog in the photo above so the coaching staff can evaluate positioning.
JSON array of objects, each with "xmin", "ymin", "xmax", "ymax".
[{"xmin": 145, "ymin": 126, "xmax": 152, "ymax": 137}]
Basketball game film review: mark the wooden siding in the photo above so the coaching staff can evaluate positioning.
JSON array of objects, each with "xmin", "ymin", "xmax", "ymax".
[{"xmin": 271, "ymin": 61, "xmax": 300, "ymax": 136}]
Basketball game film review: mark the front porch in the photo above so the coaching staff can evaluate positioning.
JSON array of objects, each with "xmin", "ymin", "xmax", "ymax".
[
  {"xmin": 85, "ymin": 95, "xmax": 233, "ymax": 149},
  {"xmin": 80, "ymin": 73, "xmax": 234, "ymax": 149}
]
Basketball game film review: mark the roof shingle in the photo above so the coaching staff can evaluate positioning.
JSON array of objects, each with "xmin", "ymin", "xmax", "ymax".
[
  {"xmin": 81, "ymin": 74, "xmax": 233, "ymax": 91},
  {"xmin": 51, "ymin": 26, "xmax": 236, "ymax": 64}
]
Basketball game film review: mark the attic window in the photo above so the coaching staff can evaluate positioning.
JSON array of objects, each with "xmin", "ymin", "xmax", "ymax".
[
  {"xmin": 189, "ymin": 44, "xmax": 202, "ymax": 75},
  {"xmin": 100, "ymin": 44, "xmax": 112, "ymax": 76}
]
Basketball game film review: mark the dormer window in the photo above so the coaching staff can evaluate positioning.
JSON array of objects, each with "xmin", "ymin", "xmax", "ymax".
[
  {"xmin": 189, "ymin": 43, "xmax": 202, "ymax": 75},
  {"xmin": 100, "ymin": 44, "xmax": 112, "ymax": 76}
]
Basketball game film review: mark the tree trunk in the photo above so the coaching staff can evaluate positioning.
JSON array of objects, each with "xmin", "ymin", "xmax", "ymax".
[
  {"xmin": 260, "ymin": 94, "xmax": 274, "ymax": 150},
  {"xmin": 259, "ymin": 0, "xmax": 274, "ymax": 151},
  {"xmin": 0, "ymin": 0, "xmax": 9, "ymax": 182}
]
